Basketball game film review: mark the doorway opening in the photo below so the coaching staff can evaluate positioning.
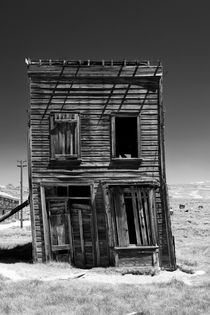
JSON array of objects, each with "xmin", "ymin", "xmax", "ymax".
[{"xmin": 44, "ymin": 184, "xmax": 95, "ymax": 268}]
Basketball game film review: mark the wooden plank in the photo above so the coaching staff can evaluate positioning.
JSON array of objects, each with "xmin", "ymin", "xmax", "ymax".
[
  {"xmin": 142, "ymin": 189, "xmax": 152, "ymax": 245},
  {"xmin": 148, "ymin": 189, "xmax": 157, "ymax": 245},
  {"xmin": 51, "ymin": 244, "xmax": 71, "ymax": 251},
  {"xmin": 111, "ymin": 187, "xmax": 122, "ymax": 246},
  {"xmin": 49, "ymin": 213, "xmax": 58, "ymax": 245},
  {"xmin": 56, "ymin": 215, "xmax": 65, "ymax": 245},
  {"xmin": 71, "ymin": 203, "xmax": 91, "ymax": 210},
  {"xmin": 116, "ymin": 187, "xmax": 129, "ymax": 246},
  {"xmin": 40, "ymin": 186, "xmax": 51, "ymax": 261},
  {"xmin": 102, "ymin": 184, "xmax": 114, "ymax": 249},
  {"xmin": 91, "ymin": 184, "xmax": 100, "ymax": 266},
  {"xmin": 28, "ymin": 99, "xmax": 38, "ymax": 262},
  {"xmin": 78, "ymin": 209, "xmax": 85, "ymax": 264},
  {"xmin": 66, "ymin": 211, "xmax": 74, "ymax": 262},
  {"xmin": 152, "ymin": 189, "xmax": 159, "ymax": 245},
  {"xmin": 131, "ymin": 187, "xmax": 141, "ymax": 245},
  {"xmin": 136, "ymin": 188, "xmax": 147, "ymax": 245}
]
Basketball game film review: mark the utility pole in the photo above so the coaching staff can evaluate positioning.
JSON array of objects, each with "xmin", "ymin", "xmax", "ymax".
[{"xmin": 17, "ymin": 160, "xmax": 27, "ymax": 228}]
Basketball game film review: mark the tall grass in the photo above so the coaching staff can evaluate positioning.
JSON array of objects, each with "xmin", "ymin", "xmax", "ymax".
[
  {"xmin": 0, "ymin": 201, "xmax": 209, "ymax": 314},
  {"xmin": 0, "ymin": 278, "xmax": 210, "ymax": 315},
  {"xmin": 0, "ymin": 223, "xmax": 31, "ymax": 249},
  {"xmin": 170, "ymin": 199, "xmax": 210, "ymax": 273}
]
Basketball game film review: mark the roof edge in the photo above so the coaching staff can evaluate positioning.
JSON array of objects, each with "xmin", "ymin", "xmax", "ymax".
[{"xmin": 25, "ymin": 58, "xmax": 162, "ymax": 67}]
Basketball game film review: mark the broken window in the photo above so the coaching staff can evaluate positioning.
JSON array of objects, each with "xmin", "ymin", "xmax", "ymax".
[
  {"xmin": 50, "ymin": 113, "xmax": 80, "ymax": 159},
  {"xmin": 109, "ymin": 186, "xmax": 157, "ymax": 247},
  {"xmin": 111, "ymin": 115, "xmax": 140, "ymax": 158}
]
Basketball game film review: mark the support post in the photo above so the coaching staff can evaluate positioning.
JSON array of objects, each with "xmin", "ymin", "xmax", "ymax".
[{"xmin": 17, "ymin": 160, "xmax": 27, "ymax": 228}]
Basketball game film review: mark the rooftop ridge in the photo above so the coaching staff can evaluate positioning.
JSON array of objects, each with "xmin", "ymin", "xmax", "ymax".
[{"xmin": 25, "ymin": 58, "xmax": 162, "ymax": 67}]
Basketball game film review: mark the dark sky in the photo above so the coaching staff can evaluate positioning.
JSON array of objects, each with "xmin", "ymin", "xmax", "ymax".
[{"xmin": 0, "ymin": 0, "xmax": 209, "ymax": 185}]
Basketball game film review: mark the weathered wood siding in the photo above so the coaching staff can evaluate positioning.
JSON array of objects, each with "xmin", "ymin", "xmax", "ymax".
[{"xmin": 27, "ymin": 61, "xmax": 174, "ymax": 268}]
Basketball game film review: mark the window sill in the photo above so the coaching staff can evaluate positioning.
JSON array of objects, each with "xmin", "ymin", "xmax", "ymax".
[
  {"xmin": 49, "ymin": 158, "xmax": 82, "ymax": 169},
  {"xmin": 114, "ymin": 246, "xmax": 159, "ymax": 250},
  {"xmin": 109, "ymin": 158, "xmax": 143, "ymax": 169}
]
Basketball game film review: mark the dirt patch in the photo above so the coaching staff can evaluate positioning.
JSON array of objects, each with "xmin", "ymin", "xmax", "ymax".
[{"xmin": 0, "ymin": 262, "xmax": 208, "ymax": 286}]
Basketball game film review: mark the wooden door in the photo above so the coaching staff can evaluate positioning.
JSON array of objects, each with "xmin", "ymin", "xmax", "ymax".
[
  {"xmin": 47, "ymin": 199, "xmax": 72, "ymax": 262},
  {"xmin": 70, "ymin": 202, "xmax": 95, "ymax": 268}
]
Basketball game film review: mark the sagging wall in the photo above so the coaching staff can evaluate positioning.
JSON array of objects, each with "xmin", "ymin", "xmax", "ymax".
[{"xmin": 27, "ymin": 61, "xmax": 175, "ymax": 269}]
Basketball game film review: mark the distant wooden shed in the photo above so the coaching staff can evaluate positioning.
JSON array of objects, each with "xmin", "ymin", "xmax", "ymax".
[
  {"xmin": 26, "ymin": 59, "xmax": 176, "ymax": 270},
  {"xmin": 0, "ymin": 192, "xmax": 19, "ymax": 217}
]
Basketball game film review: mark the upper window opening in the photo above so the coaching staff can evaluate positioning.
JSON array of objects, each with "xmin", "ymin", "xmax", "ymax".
[
  {"xmin": 50, "ymin": 113, "xmax": 80, "ymax": 159},
  {"xmin": 112, "ymin": 116, "xmax": 139, "ymax": 158}
]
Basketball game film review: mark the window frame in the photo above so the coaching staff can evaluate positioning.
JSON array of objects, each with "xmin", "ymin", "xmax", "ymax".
[
  {"xmin": 50, "ymin": 112, "xmax": 80, "ymax": 160},
  {"xmin": 111, "ymin": 113, "xmax": 141, "ymax": 160}
]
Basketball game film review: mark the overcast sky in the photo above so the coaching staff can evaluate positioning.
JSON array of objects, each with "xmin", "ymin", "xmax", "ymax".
[{"xmin": 0, "ymin": 0, "xmax": 209, "ymax": 185}]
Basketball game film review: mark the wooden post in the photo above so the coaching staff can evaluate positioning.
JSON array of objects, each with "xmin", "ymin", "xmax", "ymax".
[
  {"xmin": 17, "ymin": 160, "xmax": 27, "ymax": 228},
  {"xmin": 158, "ymin": 76, "xmax": 176, "ymax": 270}
]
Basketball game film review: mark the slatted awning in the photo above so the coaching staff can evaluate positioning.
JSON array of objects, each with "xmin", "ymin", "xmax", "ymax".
[{"xmin": 27, "ymin": 59, "xmax": 162, "ymax": 120}]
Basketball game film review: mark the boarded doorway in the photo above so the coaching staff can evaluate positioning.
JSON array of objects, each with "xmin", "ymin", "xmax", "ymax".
[
  {"xmin": 45, "ymin": 185, "xmax": 96, "ymax": 268},
  {"xmin": 109, "ymin": 185, "xmax": 158, "ymax": 247}
]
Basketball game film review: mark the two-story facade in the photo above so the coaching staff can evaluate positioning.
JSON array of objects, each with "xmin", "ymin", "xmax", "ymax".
[{"xmin": 26, "ymin": 59, "xmax": 176, "ymax": 270}]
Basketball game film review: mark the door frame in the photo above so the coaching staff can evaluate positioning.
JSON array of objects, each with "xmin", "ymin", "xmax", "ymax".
[{"xmin": 40, "ymin": 181, "xmax": 99, "ymax": 265}]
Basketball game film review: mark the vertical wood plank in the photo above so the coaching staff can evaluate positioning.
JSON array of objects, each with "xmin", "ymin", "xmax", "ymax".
[
  {"xmin": 49, "ymin": 214, "xmax": 58, "ymax": 245},
  {"xmin": 118, "ymin": 187, "xmax": 129, "ymax": 246},
  {"xmin": 50, "ymin": 114, "xmax": 55, "ymax": 158},
  {"xmin": 70, "ymin": 123, "xmax": 74, "ymax": 155},
  {"xmin": 78, "ymin": 209, "xmax": 85, "ymax": 264},
  {"xmin": 27, "ymin": 94, "xmax": 37, "ymax": 261},
  {"xmin": 142, "ymin": 189, "xmax": 152, "ymax": 245},
  {"xmin": 77, "ymin": 114, "xmax": 80, "ymax": 158},
  {"xmin": 148, "ymin": 189, "xmax": 156, "ymax": 245},
  {"xmin": 66, "ymin": 210, "xmax": 74, "ymax": 262},
  {"xmin": 61, "ymin": 124, "xmax": 65, "ymax": 155},
  {"xmin": 111, "ymin": 187, "xmax": 123, "ymax": 246},
  {"xmin": 136, "ymin": 188, "xmax": 147, "ymax": 245},
  {"xmin": 89, "ymin": 206, "xmax": 95, "ymax": 266},
  {"xmin": 91, "ymin": 184, "xmax": 100, "ymax": 266},
  {"xmin": 137, "ymin": 115, "xmax": 141, "ymax": 158},
  {"xmin": 40, "ymin": 186, "xmax": 51, "ymax": 261},
  {"xmin": 149, "ymin": 189, "xmax": 158, "ymax": 245},
  {"xmin": 131, "ymin": 186, "xmax": 141, "ymax": 245},
  {"xmin": 102, "ymin": 184, "xmax": 114, "ymax": 248},
  {"xmin": 109, "ymin": 188, "xmax": 118, "ymax": 247},
  {"xmin": 54, "ymin": 123, "xmax": 59, "ymax": 155},
  {"xmin": 66, "ymin": 123, "xmax": 71, "ymax": 155},
  {"xmin": 56, "ymin": 214, "xmax": 65, "ymax": 245},
  {"xmin": 111, "ymin": 116, "xmax": 116, "ymax": 157}
]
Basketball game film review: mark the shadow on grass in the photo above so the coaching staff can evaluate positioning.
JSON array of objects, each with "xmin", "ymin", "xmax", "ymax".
[{"xmin": 0, "ymin": 242, "xmax": 32, "ymax": 263}]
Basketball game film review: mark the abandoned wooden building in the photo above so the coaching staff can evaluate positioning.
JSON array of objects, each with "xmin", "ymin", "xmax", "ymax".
[
  {"xmin": 0, "ymin": 191, "xmax": 19, "ymax": 217},
  {"xmin": 26, "ymin": 59, "xmax": 176, "ymax": 270}
]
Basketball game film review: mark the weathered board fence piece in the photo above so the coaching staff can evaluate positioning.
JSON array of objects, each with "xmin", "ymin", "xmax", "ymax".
[{"xmin": 26, "ymin": 59, "xmax": 176, "ymax": 270}]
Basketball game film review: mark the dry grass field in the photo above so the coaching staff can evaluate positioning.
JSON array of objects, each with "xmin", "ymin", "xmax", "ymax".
[
  {"xmin": 170, "ymin": 198, "xmax": 210, "ymax": 276},
  {"xmin": 0, "ymin": 199, "xmax": 209, "ymax": 315}
]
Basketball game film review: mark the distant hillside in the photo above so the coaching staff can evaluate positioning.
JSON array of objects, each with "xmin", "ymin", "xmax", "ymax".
[
  {"xmin": 168, "ymin": 181, "xmax": 210, "ymax": 200},
  {"xmin": 1, "ymin": 181, "xmax": 210, "ymax": 201}
]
